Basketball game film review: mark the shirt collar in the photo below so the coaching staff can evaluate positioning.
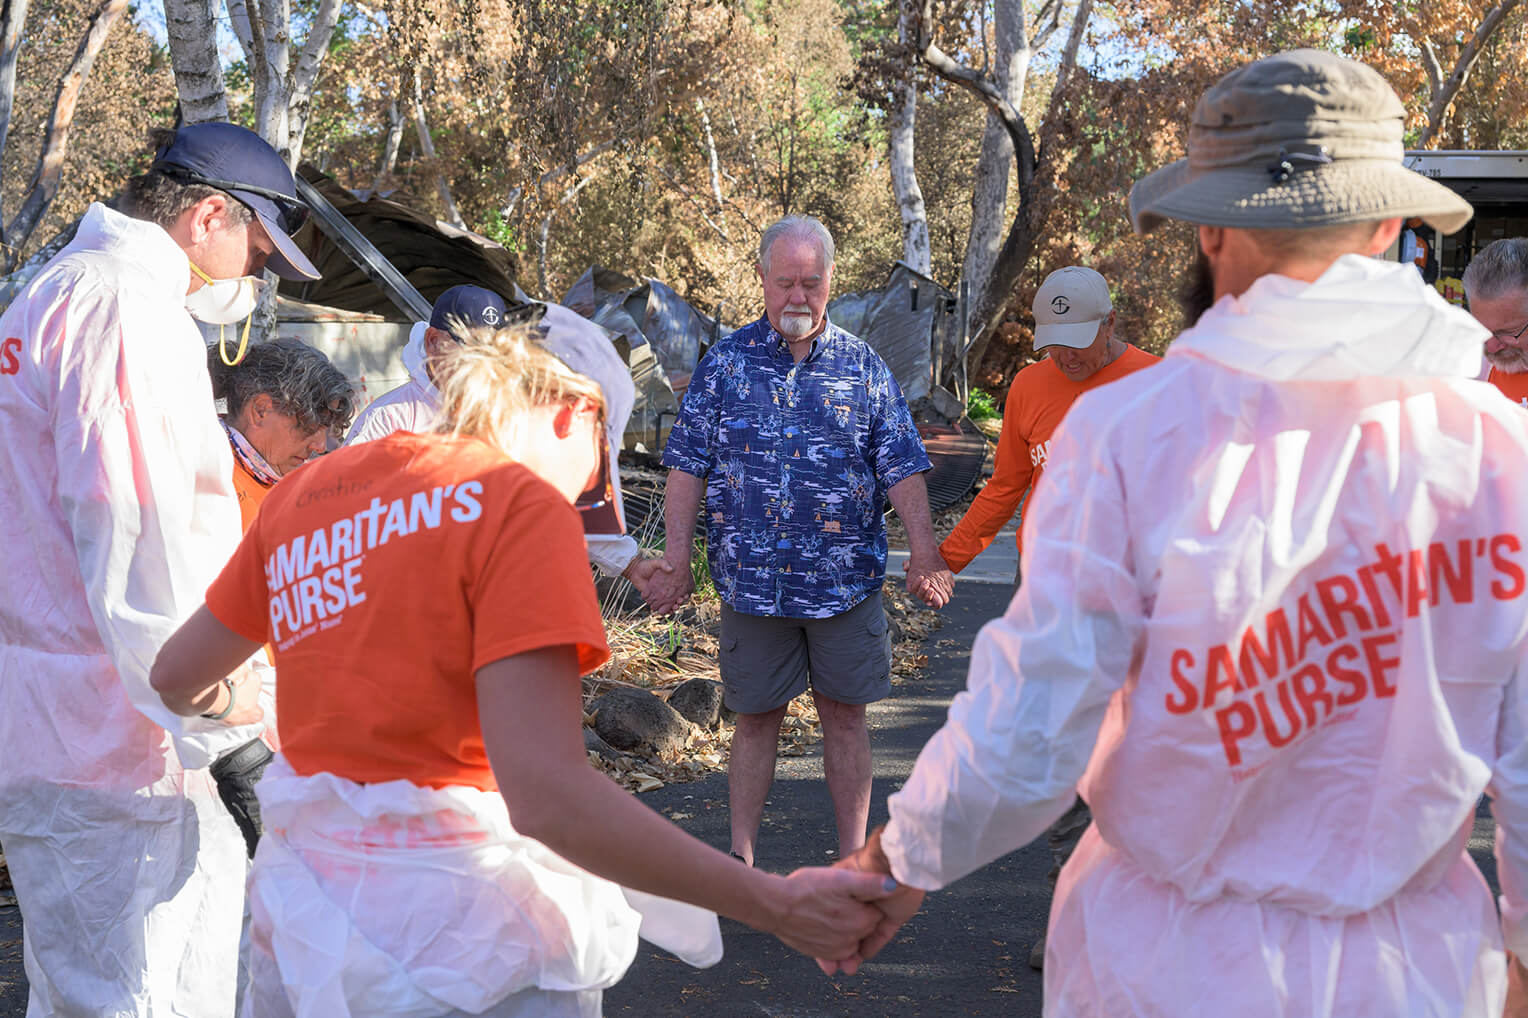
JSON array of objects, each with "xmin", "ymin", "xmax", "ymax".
[{"xmin": 765, "ymin": 318, "xmax": 836, "ymax": 363}]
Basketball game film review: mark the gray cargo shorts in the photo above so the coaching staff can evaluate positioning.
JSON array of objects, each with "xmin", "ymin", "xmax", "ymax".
[{"xmin": 719, "ymin": 594, "xmax": 892, "ymax": 715}]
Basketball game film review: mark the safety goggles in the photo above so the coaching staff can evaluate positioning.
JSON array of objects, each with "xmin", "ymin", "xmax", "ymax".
[{"xmin": 575, "ymin": 407, "xmax": 614, "ymax": 514}]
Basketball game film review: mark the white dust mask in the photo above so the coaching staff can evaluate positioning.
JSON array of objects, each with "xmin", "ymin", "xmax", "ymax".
[{"xmin": 185, "ymin": 261, "xmax": 265, "ymax": 364}]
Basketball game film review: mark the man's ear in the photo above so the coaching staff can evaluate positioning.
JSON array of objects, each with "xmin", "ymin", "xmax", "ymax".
[
  {"xmin": 1366, "ymin": 218, "xmax": 1405, "ymax": 256},
  {"xmin": 185, "ymin": 193, "xmax": 233, "ymax": 244},
  {"xmin": 423, "ymin": 327, "xmax": 456, "ymax": 359},
  {"xmin": 1197, "ymin": 224, "xmax": 1227, "ymax": 259},
  {"xmin": 249, "ymin": 392, "xmax": 275, "ymax": 424}
]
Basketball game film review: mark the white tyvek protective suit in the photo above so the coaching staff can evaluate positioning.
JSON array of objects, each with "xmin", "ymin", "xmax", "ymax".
[
  {"xmin": 883, "ymin": 255, "xmax": 1528, "ymax": 1017},
  {"xmin": 0, "ymin": 203, "xmax": 264, "ymax": 1016},
  {"xmin": 345, "ymin": 308, "xmax": 641, "ymax": 575}
]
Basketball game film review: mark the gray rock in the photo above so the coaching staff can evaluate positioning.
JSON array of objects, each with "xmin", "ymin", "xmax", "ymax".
[
  {"xmin": 591, "ymin": 687, "xmax": 690, "ymax": 757},
  {"xmin": 667, "ymin": 678, "xmax": 725, "ymax": 730},
  {"xmin": 583, "ymin": 726, "xmax": 629, "ymax": 763}
]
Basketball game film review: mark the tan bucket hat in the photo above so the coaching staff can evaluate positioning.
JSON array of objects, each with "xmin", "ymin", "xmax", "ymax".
[{"xmin": 1129, "ymin": 49, "xmax": 1472, "ymax": 235}]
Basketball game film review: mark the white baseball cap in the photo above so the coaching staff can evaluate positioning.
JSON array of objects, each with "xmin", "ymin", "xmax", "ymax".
[{"xmin": 1033, "ymin": 266, "xmax": 1113, "ymax": 350}]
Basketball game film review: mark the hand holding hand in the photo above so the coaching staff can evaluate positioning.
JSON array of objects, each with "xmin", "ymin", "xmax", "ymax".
[
  {"xmin": 765, "ymin": 866, "xmax": 899, "ymax": 962},
  {"xmin": 903, "ymin": 553, "xmax": 955, "ymax": 609},
  {"xmin": 624, "ymin": 556, "xmax": 675, "ymax": 603},
  {"xmin": 816, "ymin": 826, "xmax": 925, "ymax": 976},
  {"xmin": 631, "ymin": 554, "xmax": 694, "ymax": 615}
]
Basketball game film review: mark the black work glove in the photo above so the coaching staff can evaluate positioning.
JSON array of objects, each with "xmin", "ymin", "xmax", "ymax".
[{"xmin": 210, "ymin": 737, "xmax": 274, "ymax": 858}]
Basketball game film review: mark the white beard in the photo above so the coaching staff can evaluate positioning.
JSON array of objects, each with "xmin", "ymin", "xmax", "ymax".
[
  {"xmin": 1487, "ymin": 347, "xmax": 1528, "ymax": 374},
  {"xmin": 779, "ymin": 310, "xmax": 816, "ymax": 338}
]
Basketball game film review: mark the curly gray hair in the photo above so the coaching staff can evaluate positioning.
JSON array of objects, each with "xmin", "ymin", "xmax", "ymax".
[{"xmin": 208, "ymin": 339, "xmax": 356, "ymax": 435}]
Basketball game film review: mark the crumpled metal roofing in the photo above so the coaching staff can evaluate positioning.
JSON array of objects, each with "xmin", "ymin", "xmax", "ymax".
[{"xmin": 827, "ymin": 262, "xmax": 955, "ymax": 403}]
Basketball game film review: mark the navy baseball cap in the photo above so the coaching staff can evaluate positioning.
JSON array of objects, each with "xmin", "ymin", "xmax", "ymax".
[
  {"xmin": 430, "ymin": 285, "xmax": 508, "ymax": 340},
  {"xmin": 150, "ymin": 122, "xmax": 320, "ymax": 281}
]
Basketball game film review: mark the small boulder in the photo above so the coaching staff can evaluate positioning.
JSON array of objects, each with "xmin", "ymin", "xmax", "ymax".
[
  {"xmin": 591, "ymin": 687, "xmax": 690, "ymax": 757},
  {"xmin": 667, "ymin": 678, "xmax": 725, "ymax": 730},
  {"xmin": 583, "ymin": 726, "xmax": 629, "ymax": 764}
]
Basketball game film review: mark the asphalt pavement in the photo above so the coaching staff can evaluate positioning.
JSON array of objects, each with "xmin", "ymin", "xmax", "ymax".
[{"xmin": 605, "ymin": 579, "xmax": 1050, "ymax": 1018}]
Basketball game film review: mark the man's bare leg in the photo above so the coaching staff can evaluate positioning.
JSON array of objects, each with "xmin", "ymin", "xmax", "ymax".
[
  {"xmin": 812, "ymin": 691, "xmax": 871, "ymax": 856},
  {"xmin": 728, "ymin": 704, "xmax": 789, "ymax": 865}
]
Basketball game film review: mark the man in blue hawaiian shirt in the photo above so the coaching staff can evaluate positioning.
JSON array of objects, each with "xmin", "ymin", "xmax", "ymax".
[{"xmin": 654, "ymin": 214, "xmax": 953, "ymax": 866}]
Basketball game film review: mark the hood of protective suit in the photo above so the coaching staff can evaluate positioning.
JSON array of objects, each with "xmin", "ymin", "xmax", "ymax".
[
  {"xmin": 1172, "ymin": 255, "xmax": 1487, "ymax": 382},
  {"xmin": 400, "ymin": 321, "xmax": 437, "ymax": 397}
]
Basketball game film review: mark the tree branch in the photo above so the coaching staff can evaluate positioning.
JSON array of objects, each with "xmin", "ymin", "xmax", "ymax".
[
  {"xmin": 1032, "ymin": 0, "xmax": 1062, "ymax": 52},
  {"xmin": 1036, "ymin": 0, "xmax": 1092, "ymax": 164},
  {"xmin": 285, "ymin": 0, "xmax": 343, "ymax": 165},
  {"xmin": 1419, "ymin": 38, "xmax": 1442, "ymax": 99},
  {"xmin": 503, "ymin": 138, "xmax": 616, "ymax": 218},
  {"xmin": 411, "ymin": 69, "xmax": 465, "ymax": 228},
  {"xmin": 223, "ymin": 0, "xmax": 259, "ymax": 67},
  {"xmin": 696, "ymin": 97, "xmax": 725, "ymax": 225},
  {"xmin": 537, "ymin": 172, "xmax": 597, "ymax": 299},
  {"xmin": 915, "ymin": 0, "xmax": 1035, "ymax": 195},
  {"xmin": 4, "ymin": 0, "xmax": 129, "ymax": 271},
  {"xmin": 0, "ymin": 0, "xmax": 31, "ymax": 232},
  {"xmin": 1419, "ymin": 0, "xmax": 1523, "ymax": 147},
  {"xmin": 291, "ymin": 0, "xmax": 342, "ymax": 102}
]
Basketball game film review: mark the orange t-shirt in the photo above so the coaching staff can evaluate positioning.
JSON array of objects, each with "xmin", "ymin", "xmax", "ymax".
[
  {"xmin": 205, "ymin": 431, "xmax": 610, "ymax": 791},
  {"xmin": 232, "ymin": 454, "xmax": 273, "ymax": 532},
  {"xmin": 940, "ymin": 345, "xmax": 1160, "ymax": 572},
  {"xmin": 1489, "ymin": 367, "xmax": 1528, "ymax": 409}
]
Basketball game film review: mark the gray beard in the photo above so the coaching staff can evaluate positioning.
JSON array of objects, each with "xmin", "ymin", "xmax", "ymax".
[{"xmin": 1487, "ymin": 347, "xmax": 1528, "ymax": 374}]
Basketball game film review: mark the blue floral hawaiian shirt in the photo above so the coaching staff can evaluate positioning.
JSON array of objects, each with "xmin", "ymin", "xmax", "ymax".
[{"xmin": 663, "ymin": 316, "xmax": 931, "ymax": 618}]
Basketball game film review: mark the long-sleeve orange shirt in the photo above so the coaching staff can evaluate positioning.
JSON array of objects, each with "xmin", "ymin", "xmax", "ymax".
[{"xmin": 939, "ymin": 345, "xmax": 1160, "ymax": 572}]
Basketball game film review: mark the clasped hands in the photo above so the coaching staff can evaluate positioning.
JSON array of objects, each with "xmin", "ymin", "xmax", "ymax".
[
  {"xmin": 904, "ymin": 552, "xmax": 955, "ymax": 609},
  {"xmin": 766, "ymin": 827, "xmax": 926, "ymax": 976},
  {"xmin": 624, "ymin": 554, "xmax": 693, "ymax": 615}
]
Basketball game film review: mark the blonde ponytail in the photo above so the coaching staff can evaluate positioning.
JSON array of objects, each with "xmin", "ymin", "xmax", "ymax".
[{"xmin": 432, "ymin": 324, "xmax": 604, "ymax": 453}]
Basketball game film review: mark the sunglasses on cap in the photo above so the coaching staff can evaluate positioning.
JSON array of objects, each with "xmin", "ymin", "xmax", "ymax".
[{"xmin": 159, "ymin": 167, "xmax": 311, "ymax": 235}]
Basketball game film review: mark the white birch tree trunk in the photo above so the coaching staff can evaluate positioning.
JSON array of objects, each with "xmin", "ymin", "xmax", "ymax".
[
  {"xmin": 374, "ymin": 98, "xmax": 403, "ymax": 190},
  {"xmin": 0, "ymin": 0, "xmax": 33, "ymax": 199},
  {"xmin": 961, "ymin": 0, "xmax": 1028, "ymax": 327},
  {"xmin": 284, "ymin": 0, "xmax": 342, "ymax": 167},
  {"xmin": 163, "ymin": 0, "xmax": 227, "ymax": 123},
  {"xmin": 889, "ymin": 0, "xmax": 930, "ymax": 275}
]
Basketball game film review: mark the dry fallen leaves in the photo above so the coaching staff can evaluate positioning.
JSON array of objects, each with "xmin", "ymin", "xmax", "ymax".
[{"xmin": 588, "ymin": 579, "xmax": 944, "ymax": 794}]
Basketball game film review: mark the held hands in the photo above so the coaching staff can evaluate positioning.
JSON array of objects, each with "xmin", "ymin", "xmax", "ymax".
[
  {"xmin": 903, "ymin": 553, "xmax": 955, "ymax": 609},
  {"xmin": 631, "ymin": 553, "xmax": 695, "ymax": 615},
  {"xmin": 767, "ymin": 866, "xmax": 903, "ymax": 962},
  {"xmin": 816, "ymin": 826, "xmax": 926, "ymax": 976}
]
